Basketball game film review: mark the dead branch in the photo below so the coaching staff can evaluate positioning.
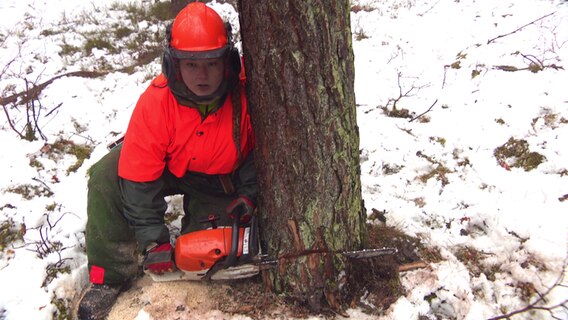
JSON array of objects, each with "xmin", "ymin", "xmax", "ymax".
[
  {"xmin": 2, "ymin": 103, "xmax": 23, "ymax": 138},
  {"xmin": 409, "ymin": 99, "xmax": 438, "ymax": 122},
  {"xmin": 0, "ymin": 53, "xmax": 19, "ymax": 79},
  {"xmin": 44, "ymin": 102, "xmax": 63, "ymax": 118},
  {"xmin": 493, "ymin": 63, "xmax": 563, "ymax": 73},
  {"xmin": 0, "ymin": 70, "xmax": 105, "ymax": 107},
  {"xmin": 487, "ymin": 12, "xmax": 556, "ymax": 45},
  {"xmin": 417, "ymin": 0, "xmax": 441, "ymax": 17}
]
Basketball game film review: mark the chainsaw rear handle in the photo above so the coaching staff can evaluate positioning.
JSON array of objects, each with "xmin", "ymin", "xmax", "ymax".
[{"xmin": 224, "ymin": 207, "xmax": 241, "ymax": 268}]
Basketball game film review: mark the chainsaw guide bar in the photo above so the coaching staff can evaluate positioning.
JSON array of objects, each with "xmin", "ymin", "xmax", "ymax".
[
  {"xmin": 146, "ymin": 247, "xmax": 398, "ymax": 282},
  {"xmin": 260, "ymin": 247, "xmax": 399, "ymax": 266}
]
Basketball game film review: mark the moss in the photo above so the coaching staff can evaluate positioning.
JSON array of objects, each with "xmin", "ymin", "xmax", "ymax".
[
  {"xmin": 494, "ymin": 137, "xmax": 546, "ymax": 171},
  {"xmin": 45, "ymin": 138, "xmax": 94, "ymax": 174},
  {"xmin": 5, "ymin": 184, "xmax": 54, "ymax": 199},
  {"xmin": 382, "ymin": 106, "xmax": 413, "ymax": 119},
  {"xmin": 495, "ymin": 118, "xmax": 505, "ymax": 125},
  {"xmin": 24, "ymin": 123, "xmax": 37, "ymax": 141},
  {"xmin": 68, "ymin": 143, "xmax": 93, "ymax": 162},
  {"xmin": 517, "ymin": 152, "xmax": 546, "ymax": 171},
  {"xmin": 29, "ymin": 158, "xmax": 44, "ymax": 170},
  {"xmin": 418, "ymin": 165, "xmax": 452, "ymax": 186},
  {"xmin": 450, "ymin": 60, "xmax": 461, "ymax": 69},
  {"xmin": 43, "ymin": 261, "xmax": 71, "ymax": 288},
  {"xmin": 429, "ymin": 136, "xmax": 446, "ymax": 147},
  {"xmin": 471, "ymin": 69, "xmax": 481, "ymax": 79},
  {"xmin": 0, "ymin": 218, "xmax": 25, "ymax": 252},
  {"xmin": 51, "ymin": 297, "xmax": 72, "ymax": 320}
]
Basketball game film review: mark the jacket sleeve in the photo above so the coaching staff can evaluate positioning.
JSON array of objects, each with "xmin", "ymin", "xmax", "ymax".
[
  {"xmin": 119, "ymin": 177, "xmax": 170, "ymax": 252},
  {"xmin": 233, "ymin": 151, "xmax": 258, "ymax": 206}
]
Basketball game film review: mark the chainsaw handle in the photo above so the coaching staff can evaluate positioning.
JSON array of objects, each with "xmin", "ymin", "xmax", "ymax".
[{"xmin": 224, "ymin": 208, "xmax": 241, "ymax": 268}]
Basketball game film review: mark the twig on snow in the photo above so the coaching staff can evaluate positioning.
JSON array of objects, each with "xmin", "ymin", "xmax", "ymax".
[
  {"xmin": 409, "ymin": 99, "xmax": 438, "ymax": 122},
  {"xmin": 488, "ymin": 259, "xmax": 568, "ymax": 320},
  {"xmin": 487, "ymin": 12, "xmax": 556, "ymax": 45}
]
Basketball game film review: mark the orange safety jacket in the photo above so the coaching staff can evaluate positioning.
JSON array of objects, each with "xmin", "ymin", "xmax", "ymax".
[{"xmin": 118, "ymin": 74, "xmax": 253, "ymax": 182}]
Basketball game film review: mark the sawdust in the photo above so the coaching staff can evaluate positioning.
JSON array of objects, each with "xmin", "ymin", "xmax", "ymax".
[
  {"xmin": 106, "ymin": 274, "xmax": 283, "ymax": 320},
  {"xmin": 107, "ymin": 276, "xmax": 224, "ymax": 320}
]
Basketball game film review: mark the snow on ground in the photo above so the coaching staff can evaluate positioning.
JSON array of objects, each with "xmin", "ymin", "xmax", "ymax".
[{"xmin": 1, "ymin": 0, "xmax": 567, "ymax": 319}]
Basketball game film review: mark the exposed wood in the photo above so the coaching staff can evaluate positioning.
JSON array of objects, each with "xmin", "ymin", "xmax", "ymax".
[{"xmin": 398, "ymin": 261, "xmax": 429, "ymax": 272}]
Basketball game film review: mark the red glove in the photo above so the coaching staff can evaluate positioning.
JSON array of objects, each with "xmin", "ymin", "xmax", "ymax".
[
  {"xmin": 143, "ymin": 243, "xmax": 174, "ymax": 274},
  {"xmin": 226, "ymin": 196, "xmax": 255, "ymax": 222}
]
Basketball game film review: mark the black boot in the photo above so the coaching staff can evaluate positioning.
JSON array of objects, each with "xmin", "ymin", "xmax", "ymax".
[{"xmin": 77, "ymin": 283, "xmax": 124, "ymax": 320}]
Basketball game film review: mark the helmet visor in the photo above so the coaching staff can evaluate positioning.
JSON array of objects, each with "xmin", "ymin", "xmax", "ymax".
[{"xmin": 170, "ymin": 46, "xmax": 229, "ymax": 60}]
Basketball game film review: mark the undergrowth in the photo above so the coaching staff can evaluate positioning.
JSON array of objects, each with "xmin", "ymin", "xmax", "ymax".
[
  {"xmin": 5, "ymin": 183, "xmax": 54, "ymax": 200},
  {"xmin": 494, "ymin": 137, "xmax": 546, "ymax": 171},
  {"xmin": 30, "ymin": 138, "xmax": 94, "ymax": 175}
]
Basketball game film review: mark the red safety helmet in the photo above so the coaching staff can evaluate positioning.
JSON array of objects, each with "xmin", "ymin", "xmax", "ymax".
[{"xmin": 169, "ymin": 2, "xmax": 231, "ymax": 59}]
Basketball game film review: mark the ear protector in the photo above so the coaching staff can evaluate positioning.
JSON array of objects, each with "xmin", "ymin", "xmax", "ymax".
[{"xmin": 224, "ymin": 22, "xmax": 242, "ymax": 77}]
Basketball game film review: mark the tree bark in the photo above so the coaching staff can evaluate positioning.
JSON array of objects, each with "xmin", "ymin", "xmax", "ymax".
[{"xmin": 237, "ymin": 0, "xmax": 366, "ymax": 311}]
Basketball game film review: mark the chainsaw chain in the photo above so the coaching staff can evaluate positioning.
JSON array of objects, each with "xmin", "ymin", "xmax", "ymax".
[
  {"xmin": 341, "ymin": 247, "xmax": 398, "ymax": 259},
  {"xmin": 258, "ymin": 247, "xmax": 397, "ymax": 268}
]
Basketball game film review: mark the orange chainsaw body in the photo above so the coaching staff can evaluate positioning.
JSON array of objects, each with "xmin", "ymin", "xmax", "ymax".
[{"xmin": 174, "ymin": 227, "xmax": 244, "ymax": 272}]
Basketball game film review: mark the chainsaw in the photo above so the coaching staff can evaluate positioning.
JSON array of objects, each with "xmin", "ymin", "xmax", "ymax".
[{"xmin": 145, "ymin": 211, "xmax": 397, "ymax": 282}]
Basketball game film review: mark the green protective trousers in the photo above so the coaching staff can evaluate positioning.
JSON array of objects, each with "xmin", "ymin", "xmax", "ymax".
[{"xmin": 85, "ymin": 147, "xmax": 234, "ymax": 285}]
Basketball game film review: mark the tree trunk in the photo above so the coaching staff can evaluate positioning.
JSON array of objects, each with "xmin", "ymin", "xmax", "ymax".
[{"xmin": 237, "ymin": 0, "xmax": 366, "ymax": 311}]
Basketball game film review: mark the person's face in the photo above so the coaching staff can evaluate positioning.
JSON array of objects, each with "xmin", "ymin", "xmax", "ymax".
[{"xmin": 179, "ymin": 58, "xmax": 225, "ymax": 99}]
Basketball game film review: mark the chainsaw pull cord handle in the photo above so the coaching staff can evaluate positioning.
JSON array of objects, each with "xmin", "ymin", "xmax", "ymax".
[{"xmin": 224, "ymin": 207, "xmax": 242, "ymax": 268}]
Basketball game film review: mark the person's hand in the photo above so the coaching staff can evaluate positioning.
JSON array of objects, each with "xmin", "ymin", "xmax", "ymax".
[
  {"xmin": 143, "ymin": 243, "xmax": 175, "ymax": 274},
  {"xmin": 226, "ymin": 196, "xmax": 255, "ymax": 222}
]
